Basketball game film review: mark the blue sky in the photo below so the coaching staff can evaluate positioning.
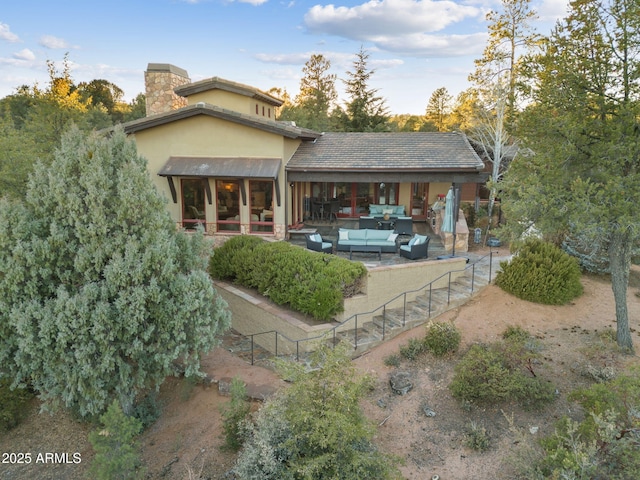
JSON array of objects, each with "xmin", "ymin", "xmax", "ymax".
[{"xmin": 0, "ymin": 0, "xmax": 568, "ymax": 114}]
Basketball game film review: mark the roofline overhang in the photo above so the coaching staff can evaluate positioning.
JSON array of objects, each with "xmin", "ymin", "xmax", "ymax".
[
  {"xmin": 122, "ymin": 103, "xmax": 322, "ymax": 141},
  {"xmin": 286, "ymin": 171, "xmax": 489, "ymax": 183},
  {"xmin": 174, "ymin": 77, "xmax": 283, "ymax": 106}
]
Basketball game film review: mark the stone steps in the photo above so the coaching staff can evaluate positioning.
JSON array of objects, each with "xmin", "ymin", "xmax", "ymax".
[{"xmin": 337, "ymin": 261, "xmax": 501, "ymax": 351}]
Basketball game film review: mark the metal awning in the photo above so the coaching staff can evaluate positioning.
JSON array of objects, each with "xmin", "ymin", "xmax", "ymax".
[
  {"xmin": 159, "ymin": 156, "xmax": 281, "ymax": 179},
  {"xmin": 158, "ymin": 156, "xmax": 282, "ymax": 207}
]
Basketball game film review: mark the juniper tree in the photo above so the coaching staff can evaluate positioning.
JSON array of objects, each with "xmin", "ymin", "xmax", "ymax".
[
  {"xmin": 500, "ymin": 0, "xmax": 640, "ymax": 352},
  {"xmin": 0, "ymin": 126, "xmax": 230, "ymax": 416}
]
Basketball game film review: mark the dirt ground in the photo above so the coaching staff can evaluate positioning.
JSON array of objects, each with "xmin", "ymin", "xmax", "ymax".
[{"xmin": 2, "ymin": 262, "xmax": 639, "ymax": 480}]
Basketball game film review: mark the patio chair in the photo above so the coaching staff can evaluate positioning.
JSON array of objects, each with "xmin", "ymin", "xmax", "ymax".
[
  {"xmin": 328, "ymin": 199, "xmax": 340, "ymax": 223},
  {"xmin": 306, "ymin": 233, "xmax": 333, "ymax": 254},
  {"xmin": 358, "ymin": 216, "xmax": 378, "ymax": 229},
  {"xmin": 399, "ymin": 235, "xmax": 430, "ymax": 260},
  {"xmin": 394, "ymin": 216, "xmax": 413, "ymax": 235}
]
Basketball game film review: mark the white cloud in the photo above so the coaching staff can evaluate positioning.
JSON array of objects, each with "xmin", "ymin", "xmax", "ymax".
[
  {"xmin": 13, "ymin": 48, "xmax": 35, "ymax": 61},
  {"xmin": 537, "ymin": 0, "xmax": 569, "ymax": 22},
  {"xmin": 39, "ymin": 35, "xmax": 70, "ymax": 49},
  {"xmin": 304, "ymin": 0, "xmax": 482, "ymax": 39},
  {"xmin": 0, "ymin": 22, "xmax": 20, "ymax": 43},
  {"xmin": 374, "ymin": 31, "xmax": 487, "ymax": 57}
]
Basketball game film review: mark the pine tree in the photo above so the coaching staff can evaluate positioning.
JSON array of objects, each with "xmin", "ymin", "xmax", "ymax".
[{"xmin": 342, "ymin": 46, "xmax": 389, "ymax": 132}]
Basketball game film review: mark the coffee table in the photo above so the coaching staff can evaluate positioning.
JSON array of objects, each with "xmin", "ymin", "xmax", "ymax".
[{"xmin": 349, "ymin": 245, "xmax": 382, "ymax": 260}]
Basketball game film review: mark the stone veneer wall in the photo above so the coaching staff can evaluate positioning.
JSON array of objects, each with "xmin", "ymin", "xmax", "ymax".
[{"xmin": 144, "ymin": 63, "xmax": 190, "ymax": 116}]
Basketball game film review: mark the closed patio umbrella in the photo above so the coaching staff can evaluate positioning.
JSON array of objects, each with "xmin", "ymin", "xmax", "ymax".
[
  {"xmin": 441, "ymin": 186, "xmax": 457, "ymax": 256},
  {"xmin": 441, "ymin": 187, "xmax": 455, "ymax": 234}
]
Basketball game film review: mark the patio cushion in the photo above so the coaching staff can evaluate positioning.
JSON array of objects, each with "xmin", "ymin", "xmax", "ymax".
[
  {"xmin": 387, "ymin": 232, "xmax": 398, "ymax": 242},
  {"xmin": 400, "ymin": 245, "xmax": 411, "ymax": 252},
  {"xmin": 310, "ymin": 233, "xmax": 321, "ymax": 243},
  {"xmin": 321, "ymin": 242, "xmax": 333, "ymax": 249}
]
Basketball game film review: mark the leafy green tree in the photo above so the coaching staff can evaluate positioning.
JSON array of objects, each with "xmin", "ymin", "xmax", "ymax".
[
  {"xmin": 0, "ymin": 126, "xmax": 231, "ymax": 416},
  {"xmin": 89, "ymin": 399, "xmax": 144, "ymax": 480},
  {"xmin": 425, "ymin": 87, "xmax": 453, "ymax": 132},
  {"xmin": 342, "ymin": 46, "xmax": 390, "ymax": 132},
  {"xmin": 500, "ymin": 0, "xmax": 640, "ymax": 351},
  {"xmin": 236, "ymin": 343, "xmax": 402, "ymax": 479}
]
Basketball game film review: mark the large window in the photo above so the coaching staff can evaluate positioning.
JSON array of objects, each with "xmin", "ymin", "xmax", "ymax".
[
  {"xmin": 250, "ymin": 180, "xmax": 274, "ymax": 233},
  {"xmin": 182, "ymin": 179, "xmax": 206, "ymax": 230},
  {"xmin": 216, "ymin": 180, "xmax": 240, "ymax": 232}
]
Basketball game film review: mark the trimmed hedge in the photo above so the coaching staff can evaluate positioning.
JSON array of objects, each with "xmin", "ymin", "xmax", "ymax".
[
  {"xmin": 209, "ymin": 236, "xmax": 366, "ymax": 321},
  {"xmin": 495, "ymin": 239, "xmax": 583, "ymax": 305}
]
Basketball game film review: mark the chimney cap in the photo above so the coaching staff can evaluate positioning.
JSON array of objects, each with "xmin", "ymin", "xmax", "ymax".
[{"xmin": 146, "ymin": 63, "xmax": 189, "ymax": 78}]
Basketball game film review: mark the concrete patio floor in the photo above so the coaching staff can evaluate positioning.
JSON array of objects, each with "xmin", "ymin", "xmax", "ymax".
[{"xmin": 288, "ymin": 218, "xmax": 481, "ymax": 267}]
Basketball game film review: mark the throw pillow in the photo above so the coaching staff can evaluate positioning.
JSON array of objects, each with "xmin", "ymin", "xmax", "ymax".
[
  {"xmin": 310, "ymin": 233, "xmax": 321, "ymax": 243},
  {"xmin": 413, "ymin": 236, "xmax": 423, "ymax": 245},
  {"xmin": 408, "ymin": 238, "xmax": 416, "ymax": 247},
  {"xmin": 387, "ymin": 232, "xmax": 398, "ymax": 242},
  {"xmin": 383, "ymin": 208, "xmax": 394, "ymax": 215},
  {"xmin": 339, "ymin": 230, "xmax": 349, "ymax": 241}
]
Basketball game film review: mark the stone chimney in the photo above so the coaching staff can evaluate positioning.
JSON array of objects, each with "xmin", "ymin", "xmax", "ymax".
[{"xmin": 144, "ymin": 63, "xmax": 190, "ymax": 116}]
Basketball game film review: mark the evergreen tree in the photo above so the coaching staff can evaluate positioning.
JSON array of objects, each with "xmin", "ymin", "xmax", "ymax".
[
  {"xmin": 0, "ymin": 126, "xmax": 231, "ymax": 416},
  {"xmin": 236, "ymin": 343, "xmax": 402, "ymax": 479},
  {"xmin": 342, "ymin": 46, "xmax": 390, "ymax": 132},
  {"xmin": 425, "ymin": 87, "xmax": 453, "ymax": 132},
  {"xmin": 500, "ymin": 0, "xmax": 640, "ymax": 352},
  {"xmin": 89, "ymin": 400, "xmax": 144, "ymax": 480},
  {"xmin": 295, "ymin": 54, "xmax": 338, "ymax": 131}
]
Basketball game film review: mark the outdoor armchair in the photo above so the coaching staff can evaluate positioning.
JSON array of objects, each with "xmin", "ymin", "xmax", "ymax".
[
  {"xmin": 306, "ymin": 233, "xmax": 333, "ymax": 254},
  {"xmin": 399, "ymin": 235, "xmax": 430, "ymax": 260}
]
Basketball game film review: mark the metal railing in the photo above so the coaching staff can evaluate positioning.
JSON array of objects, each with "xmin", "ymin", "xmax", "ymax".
[{"xmin": 246, "ymin": 251, "xmax": 498, "ymax": 365}]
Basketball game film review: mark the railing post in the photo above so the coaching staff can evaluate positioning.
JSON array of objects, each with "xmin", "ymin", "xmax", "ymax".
[
  {"xmin": 489, "ymin": 250, "xmax": 493, "ymax": 283},
  {"xmin": 471, "ymin": 263, "xmax": 476, "ymax": 293},
  {"xmin": 354, "ymin": 315, "xmax": 358, "ymax": 349},
  {"xmin": 402, "ymin": 293, "xmax": 407, "ymax": 327}
]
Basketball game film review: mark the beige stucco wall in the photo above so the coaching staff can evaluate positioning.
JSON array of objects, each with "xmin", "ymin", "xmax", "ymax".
[
  {"xmin": 216, "ymin": 282, "xmax": 335, "ymax": 355},
  {"xmin": 337, "ymin": 256, "xmax": 468, "ymax": 324},
  {"xmin": 132, "ymin": 115, "xmax": 299, "ymax": 239},
  {"xmin": 186, "ymin": 90, "xmax": 276, "ymax": 119},
  {"xmin": 215, "ymin": 256, "xmax": 468, "ymax": 354},
  {"xmin": 428, "ymin": 182, "xmax": 451, "ymax": 204}
]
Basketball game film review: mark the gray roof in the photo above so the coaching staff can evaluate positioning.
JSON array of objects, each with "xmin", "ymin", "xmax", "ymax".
[
  {"xmin": 122, "ymin": 102, "xmax": 321, "ymax": 141},
  {"xmin": 158, "ymin": 157, "xmax": 281, "ymax": 179},
  {"xmin": 175, "ymin": 76, "xmax": 283, "ymax": 106},
  {"xmin": 287, "ymin": 132, "xmax": 484, "ymax": 172}
]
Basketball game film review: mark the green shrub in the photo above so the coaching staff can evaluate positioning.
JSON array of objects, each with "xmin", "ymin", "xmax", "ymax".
[
  {"xmin": 89, "ymin": 400, "xmax": 144, "ymax": 480},
  {"xmin": 464, "ymin": 421, "xmax": 491, "ymax": 452},
  {"xmin": 209, "ymin": 236, "xmax": 366, "ymax": 321},
  {"xmin": 0, "ymin": 377, "xmax": 34, "ymax": 432},
  {"xmin": 450, "ymin": 341, "xmax": 556, "ymax": 409},
  {"xmin": 132, "ymin": 391, "xmax": 161, "ymax": 430},
  {"xmin": 399, "ymin": 337, "xmax": 427, "ymax": 361},
  {"xmin": 495, "ymin": 239, "xmax": 583, "ymax": 305},
  {"xmin": 220, "ymin": 376, "xmax": 251, "ymax": 451},
  {"xmin": 383, "ymin": 354, "xmax": 401, "ymax": 367},
  {"xmin": 235, "ymin": 343, "xmax": 402, "ymax": 479},
  {"xmin": 536, "ymin": 369, "xmax": 640, "ymax": 479},
  {"xmin": 424, "ymin": 321, "xmax": 461, "ymax": 357}
]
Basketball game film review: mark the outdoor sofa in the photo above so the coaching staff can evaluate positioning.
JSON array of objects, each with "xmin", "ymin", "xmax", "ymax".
[
  {"xmin": 368, "ymin": 204, "xmax": 406, "ymax": 217},
  {"xmin": 336, "ymin": 228, "xmax": 399, "ymax": 253}
]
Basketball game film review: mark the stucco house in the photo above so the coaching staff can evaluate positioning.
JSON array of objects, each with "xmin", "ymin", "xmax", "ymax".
[{"xmin": 123, "ymin": 64, "xmax": 487, "ymax": 241}]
